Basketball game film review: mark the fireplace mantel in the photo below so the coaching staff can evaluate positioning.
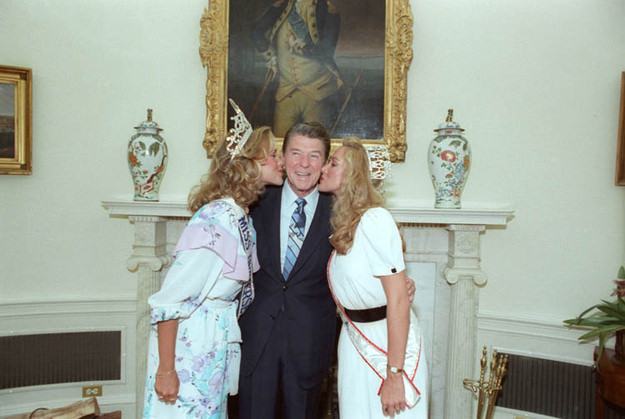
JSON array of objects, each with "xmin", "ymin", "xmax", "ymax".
[
  {"xmin": 102, "ymin": 197, "xmax": 513, "ymax": 418},
  {"xmin": 102, "ymin": 197, "xmax": 512, "ymax": 224}
]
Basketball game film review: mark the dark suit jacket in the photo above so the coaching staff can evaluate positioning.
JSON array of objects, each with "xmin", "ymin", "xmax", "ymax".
[{"xmin": 239, "ymin": 186, "xmax": 336, "ymax": 389}]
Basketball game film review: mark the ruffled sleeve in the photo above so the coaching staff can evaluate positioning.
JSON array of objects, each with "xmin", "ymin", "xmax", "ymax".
[
  {"xmin": 359, "ymin": 207, "xmax": 405, "ymax": 277},
  {"xmin": 148, "ymin": 200, "xmax": 254, "ymax": 324},
  {"xmin": 174, "ymin": 200, "xmax": 253, "ymax": 282}
]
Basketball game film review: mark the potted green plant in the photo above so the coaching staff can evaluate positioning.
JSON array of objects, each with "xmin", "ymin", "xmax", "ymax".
[{"xmin": 564, "ymin": 266, "xmax": 625, "ymax": 365}]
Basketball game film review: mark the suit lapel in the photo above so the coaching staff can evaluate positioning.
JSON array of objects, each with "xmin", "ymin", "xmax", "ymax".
[
  {"xmin": 266, "ymin": 189, "xmax": 283, "ymax": 281},
  {"xmin": 253, "ymin": 187, "xmax": 283, "ymax": 283}
]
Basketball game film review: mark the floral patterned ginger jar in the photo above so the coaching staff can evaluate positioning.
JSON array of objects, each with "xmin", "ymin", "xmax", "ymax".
[
  {"xmin": 428, "ymin": 109, "xmax": 471, "ymax": 209},
  {"xmin": 127, "ymin": 109, "xmax": 168, "ymax": 201}
]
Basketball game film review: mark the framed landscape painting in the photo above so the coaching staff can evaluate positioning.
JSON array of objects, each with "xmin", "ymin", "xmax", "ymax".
[{"xmin": 0, "ymin": 65, "xmax": 32, "ymax": 175}]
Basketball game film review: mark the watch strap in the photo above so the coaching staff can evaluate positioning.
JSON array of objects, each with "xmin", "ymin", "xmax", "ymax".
[{"xmin": 388, "ymin": 365, "xmax": 403, "ymax": 374}]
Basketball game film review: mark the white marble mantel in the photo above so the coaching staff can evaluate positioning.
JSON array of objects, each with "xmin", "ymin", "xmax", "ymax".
[
  {"xmin": 102, "ymin": 198, "xmax": 512, "ymax": 225},
  {"xmin": 102, "ymin": 197, "xmax": 513, "ymax": 419}
]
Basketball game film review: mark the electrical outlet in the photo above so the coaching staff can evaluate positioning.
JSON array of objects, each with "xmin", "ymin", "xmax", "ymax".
[{"xmin": 82, "ymin": 385, "xmax": 102, "ymax": 398}]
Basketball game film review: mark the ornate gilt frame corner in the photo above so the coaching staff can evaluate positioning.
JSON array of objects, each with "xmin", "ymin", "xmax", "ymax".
[
  {"xmin": 199, "ymin": 0, "xmax": 414, "ymax": 162},
  {"xmin": 199, "ymin": 0, "xmax": 229, "ymax": 158},
  {"xmin": 382, "ymin": 0, "xmax": 413, "ymax": 162}
]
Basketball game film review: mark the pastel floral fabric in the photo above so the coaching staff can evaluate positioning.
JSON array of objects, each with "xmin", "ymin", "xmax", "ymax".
[{"xmin": 142, "ymin": 198, "xmax": 256, "ymax": 418}]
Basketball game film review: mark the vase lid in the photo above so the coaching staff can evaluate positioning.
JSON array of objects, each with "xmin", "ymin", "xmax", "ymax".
[
  {"xmin": 135, "ymin": 109, "xmax": 163, "ymax": 134},
  {"xmin": 434, "ymin": 109, "xmax": 464, "ymax": 132}
]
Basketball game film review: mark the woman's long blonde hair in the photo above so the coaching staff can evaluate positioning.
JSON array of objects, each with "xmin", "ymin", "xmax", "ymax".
[
  {"xmin": 330, "ymin": 137, "xmax": 384, "ymax": 254},
  {"xmin": 188, "ymin": 126, "xmax": 273, "ymax": 213}
]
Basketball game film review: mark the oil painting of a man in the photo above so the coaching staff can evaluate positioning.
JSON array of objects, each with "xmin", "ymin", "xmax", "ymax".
[
  {"xmin": 227, "ymin": 0, "xmax": 385, "ymax": 139},
  {"xmin": 251, "ymin": 0, "xmax": 342, "ymax": 136}
]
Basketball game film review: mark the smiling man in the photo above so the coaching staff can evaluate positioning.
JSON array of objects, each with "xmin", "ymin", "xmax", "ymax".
[{"xmin": 237, "ymin": 122, "xmax": 336, "ymax": 418}]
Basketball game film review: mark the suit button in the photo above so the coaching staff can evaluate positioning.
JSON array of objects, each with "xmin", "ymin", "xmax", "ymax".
[{"xmin": 282, "ymin": 285, "xmax": 287, "ymax": 291}]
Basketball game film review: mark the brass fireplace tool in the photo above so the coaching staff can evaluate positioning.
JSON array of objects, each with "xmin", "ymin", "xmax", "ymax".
[{"xmin": 463, "ymin": 346, "xmax": 509, "ymax": 419}]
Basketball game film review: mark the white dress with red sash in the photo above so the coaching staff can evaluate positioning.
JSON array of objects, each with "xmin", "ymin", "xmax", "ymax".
[{"xmin": 328, "ymin": 207, "xmax": 428, "ymax": 418}]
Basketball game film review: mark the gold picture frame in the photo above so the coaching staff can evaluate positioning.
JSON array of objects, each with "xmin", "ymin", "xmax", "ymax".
[
  {"xmin": 0, "ymin": 65, "xmax": 32, "ymax": 175},
  {"xmin": 199, "ymin": 0, "xmax": 413, "ymax": 162},
  {"xmin": 615, "ymin": 72, "xmax": 625, "ymax": 186}
]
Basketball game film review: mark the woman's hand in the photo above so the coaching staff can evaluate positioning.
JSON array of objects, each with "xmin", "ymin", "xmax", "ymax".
[
  {"xmin": 405, "ymin": 276, "xmax": 416, "ymax": 303},
  {"xmin": 380, "ymin": 371, "xmax": 406, "ymax": 417},
  {"xmin": 154, "ymin": 368, "xmax": 179, "ymax": 404}
]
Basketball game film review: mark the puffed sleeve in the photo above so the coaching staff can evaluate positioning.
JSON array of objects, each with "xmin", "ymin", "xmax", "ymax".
[
  {"xmin": 359, "ymin": 207, "xmax": 405, "ymax": 277},
  {"xmin": 148, "ymin": 248, "xmax": 224, "ymax": 324}
]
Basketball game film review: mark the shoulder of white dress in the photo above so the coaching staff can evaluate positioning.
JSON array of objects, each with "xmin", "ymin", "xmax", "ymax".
[
  {"xmin": 189, "ymin": 200, "xmax": 237, "ymax": 225},
  {"xmin": 362, "ymin": 207, "xmax": 391, "ymax": 222}
]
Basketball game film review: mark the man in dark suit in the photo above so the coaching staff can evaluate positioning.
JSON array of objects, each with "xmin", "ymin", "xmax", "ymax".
[{"xmin": 238, "ymin": 121, "xmax": 335, "ymax": 418}]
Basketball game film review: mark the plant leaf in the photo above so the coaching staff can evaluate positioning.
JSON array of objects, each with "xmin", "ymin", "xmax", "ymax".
[
  {"xmin": 576, "ymin": 304, "xmax": 600, "ymax": 319},
  {"xmin": 596, "ymin": 303, "xmax": 625, "ymax": 321},
  {"xmin": 578, "ymin": 324, "xmax": 625, "ymax": 340},
  {"xmin": 564, "ymin": 316, "xmax": 620, "ymax": 328}
]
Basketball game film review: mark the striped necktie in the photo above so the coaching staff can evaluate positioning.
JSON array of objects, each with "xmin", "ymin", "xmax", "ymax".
[{"xmin": 283, "ymin": 198, "xmax": 306, "ymax": 279}]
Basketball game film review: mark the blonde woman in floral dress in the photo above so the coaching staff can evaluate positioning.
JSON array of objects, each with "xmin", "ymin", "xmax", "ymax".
[
  {"xmin": 319, "ymin": 137, "xmax": 428, "ymax": 418},
  {"xmin": 142, "ymin": 104, "xmax": 284, "ymax": 418}
]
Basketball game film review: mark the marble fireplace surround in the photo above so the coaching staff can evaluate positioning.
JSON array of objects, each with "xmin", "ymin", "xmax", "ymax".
[{"xmin": 102, "ymin": 198, "xmax": 513, "ymax": 419}]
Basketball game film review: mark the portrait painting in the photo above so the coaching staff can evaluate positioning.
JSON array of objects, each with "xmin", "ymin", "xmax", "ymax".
[
  {"xmin": 199, "ymin": 0, "xmax": 413, "ymax": 161},
  {"xmin": 0, "ymin": 66, "xmax": 32, "ymax": 175},
  {"xmin": 227, "ymin": 0, "xmax": 385, "ymax": 140}
]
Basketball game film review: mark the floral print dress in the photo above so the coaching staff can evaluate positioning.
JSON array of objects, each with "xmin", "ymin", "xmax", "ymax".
[{"xmin": 142, "ymin": 198, "xmax": 258, "ymax": 418}]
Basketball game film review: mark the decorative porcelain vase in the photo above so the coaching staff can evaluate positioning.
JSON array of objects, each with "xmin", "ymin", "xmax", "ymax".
[
  {"xmin": 127, "ymin": 109, "xmax": 168, "ymax": 201},
  {"xmin": 428, "ymin": 109, "xmax": 471, "ymax": 209}
]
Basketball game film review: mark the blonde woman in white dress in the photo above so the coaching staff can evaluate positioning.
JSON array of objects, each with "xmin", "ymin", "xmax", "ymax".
[{"xmin": 318, "ymin": 137, "xmax": 428, "ymax": 418}]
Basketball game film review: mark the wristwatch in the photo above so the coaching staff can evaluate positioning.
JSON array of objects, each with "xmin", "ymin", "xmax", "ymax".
[{"xmin": 387, "ymin": 365, "xmax": 403, "ymax": 374}]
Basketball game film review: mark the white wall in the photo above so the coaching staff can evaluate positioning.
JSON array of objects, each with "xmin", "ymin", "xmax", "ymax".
[
  {"xmin": 1, "ymin": 0, "xmax": 624, "ymax": 412},
  {"xmin": 0, "ymin": 0, "xmax": 209, "ymax": 301},
  {"xmin": 396, "ymin": 0, "xmax": 625, "ymax": 321}
]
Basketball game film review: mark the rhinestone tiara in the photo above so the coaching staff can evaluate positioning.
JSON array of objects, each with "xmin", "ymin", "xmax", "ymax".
[
  {"xmin": 225, "ymin": 99, "xmax": 253, "ymax": 158},
  {"xmin": 365, "ymin": 145, "xmax": 392, "ymax": 180}
]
